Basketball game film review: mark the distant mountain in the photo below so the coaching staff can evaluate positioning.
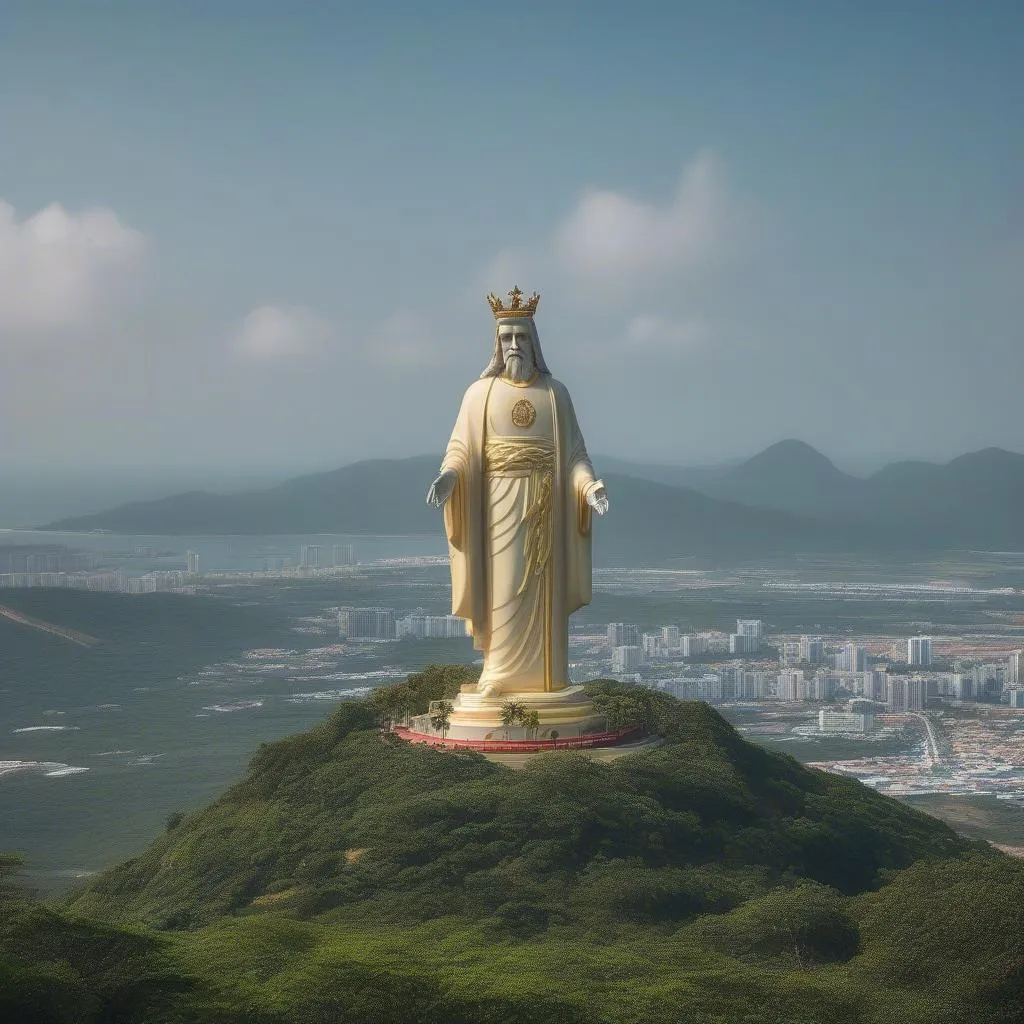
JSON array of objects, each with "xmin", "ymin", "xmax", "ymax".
[
  {"xmin": 42, "ymin": 456, "xmax": 443, "ymax": 536},
  {"xmin": 40, "ymin": 456, "xmax": 874, "ymax": 563},
  {"xmin": 592, "ymin": 453, "xmax": 742, "ymax": 491},
  {"xmin": 695, "ymin": 441, "xmax": 1024, "ymax": 548},
  {"xmin": 43, "ymin": 442, "xmax": 1024, "ymax": 556},
  {"xmin": 695, "ymin": 440, "xmax": 861, "ymax": 518}
]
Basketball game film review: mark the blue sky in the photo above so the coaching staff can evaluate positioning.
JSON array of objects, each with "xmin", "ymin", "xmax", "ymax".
[{"xmin": 1, "ymin": 0, "xmax": 1021, "ymax": 477}]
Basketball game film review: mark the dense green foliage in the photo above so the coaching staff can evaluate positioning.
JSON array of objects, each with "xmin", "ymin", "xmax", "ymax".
[{"xmin": 2, "ymin": 669, "xmax": 1022, "ymax": 1022}]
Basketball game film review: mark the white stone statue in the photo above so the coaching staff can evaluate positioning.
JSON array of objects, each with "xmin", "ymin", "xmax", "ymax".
[{"xmin": 424, "ymin": 288, "xmax": 608, "ymax": 737}]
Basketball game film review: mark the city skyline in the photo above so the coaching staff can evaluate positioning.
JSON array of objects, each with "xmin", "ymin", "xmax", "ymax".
[{"xmin": 1, "ymin": 1, "xmax": 1022, "ymax": 476}]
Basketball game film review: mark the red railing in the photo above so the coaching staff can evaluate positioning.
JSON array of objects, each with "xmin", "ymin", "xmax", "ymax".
[{"xmin": 392, "ymin": 725, "xmax": 644, "ymax": 752}]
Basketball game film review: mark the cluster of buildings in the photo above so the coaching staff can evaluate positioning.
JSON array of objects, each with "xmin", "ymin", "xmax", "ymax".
[
  {"xmin": 593, "ymin": 618, "xmax": 1024, "ymax": 718},
  {"xmin": 0, "ymin": 543, "xmax": 366, "ymax": 593},
  {"xmin": 607, "ymin": 619, "xmax": 765, "ymax": 672},
  {"xmin": 0, "ymin": 569, "xmax": 196, "ymax": 594},
  {"xmin": 0, "ymin": 545, "xmax": 95, "ymax": 574},
  {"xmin": 299, "ymin": 544, "xmax": 357, "ymax": 570},
  {"xmin": 338, "ymin": 606, "xmax": 469, "ymax": 641}
]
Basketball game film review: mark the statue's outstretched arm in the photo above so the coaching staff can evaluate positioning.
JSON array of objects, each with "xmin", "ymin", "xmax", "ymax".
[
  {"xmin": 563, "ymin": 388, "xmax": 609, "ymax": 517},
  {"xmin": 427, "ymin": 388, "xmax": 473, "ymax": 508},
  {"xmin": 426, "ymin": 469, "xmax": 458, "ymax": 508}
]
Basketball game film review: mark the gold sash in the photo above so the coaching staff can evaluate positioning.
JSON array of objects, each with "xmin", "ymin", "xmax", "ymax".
[
  {"xmin": 484, "ymin": 437, "xmax": 555, "ymax": 474},
  {"xmin": 484, "ymin": 437, "xmax": 554, "ymax": 597}
]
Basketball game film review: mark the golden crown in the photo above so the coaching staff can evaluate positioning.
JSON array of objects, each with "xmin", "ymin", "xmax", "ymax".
[{"xmin": 487, "ymin": 286, "xmax": 540, "ymax": 320}]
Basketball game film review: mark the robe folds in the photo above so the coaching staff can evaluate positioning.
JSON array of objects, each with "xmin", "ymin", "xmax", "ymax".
[{"xmin": 440, "ymin": 374, "xmax": 602, "ymax": 694}]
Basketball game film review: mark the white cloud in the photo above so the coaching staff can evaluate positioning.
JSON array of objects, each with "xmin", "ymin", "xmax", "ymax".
[
  {"xmin": 626, "ymin": 314, "xmax": 710, "ymax": 353},
  {"xmin": 0, "ymin": 200, "xmax": 146, "ymax": 337},
  {"xmin": 484, "ymin": 150, "xmax": 741, "ymax": 306},
  {"xmin": 230, "ymin": 305, "xmax": 333, "ymax": 361},
  {"xmin": 554, "ymin": 151, "xmax": 732, "ymax": 287}
]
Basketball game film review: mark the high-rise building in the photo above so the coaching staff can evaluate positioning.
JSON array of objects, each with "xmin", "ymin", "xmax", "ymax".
[
  {"xmin": 642, "ymin": 633, "xmax": 663, "ymax": 659},
  {"xmin": 735, "ymin": 620, "xmax": 762, "ymax": 652},
  {"xmin": 776, "ymin": 672, "xmax": 803, "ymax": 701},
  {"xmin": 186, "ymin": 550, "xmax": 200, "ymax": 575},
  {"xmin": 778, "ymin": 641, "xmax": 801, "ymax": 666},
  {"xmin": 332, "ymin": 543, "xmax": 356, "ymax": 567},
  {"xmin": 799, "ymin": 636, "xmax": 825, "ymax": 664},
  {"xmin": 734, "ymin": 671, "xmax": 769, "ymax": 699},
  {"xmin": 886, "ymin": 676, "xmax": 926, "ymax": 712},
  {"xmin": 300, "ymin": 544, "xmax": 321, "ymax": 570},
  {"xmin": 949, "ymin": 673, "xmax": 973, "ymax": 701},
  {"xmin": 836, "ymin": 643, "xmax": 866, "ymax": 672},
  {"xmin": 1008, "ymin": 689, "xmax": 1024, "ymax": 709},
  {"xmin": 611, "ymin": 645, "xmax": 643, "ymax": 673},
  {"xmin": 661, "ymin": 626, "xmax": 681, "ymax": 650},
  {"xmin": 681, "ymin": 634, "xmax": 709, "ymax": 658},
  {"xmin": 607, "ymin": 623, "xmax": 640, "ymax": 648},
  {"xmin": 819, "ymin": 709, "xmax": 875, "ymax": 734},
  {"xmin": 807, "ymin": 672, "xmax": 837, "ymax": 701},
  {"xmin": 866, "ymin": 670, "xmax": 888, "ymax": 701},
  {"xmin": 396, "ymin": 614, "xmax": 469, "ymax": 639},
  {"xmin": 1008, "ymin": 650, "xmax": 1024, "ymax": 686},
  {"xmin": 729, "ymin": 633, "xmax": 753, "ymax": 655},
  {"xmin": 908, "ymin": 677, "xmax": 926, "ymax": 710},
  {"xmin": 908, "ymin": 636, "xmax": 933, "ymax": 667},
  {"xmin": 338, "ymin": 607, "xmax": 396, "ymax": 639}
]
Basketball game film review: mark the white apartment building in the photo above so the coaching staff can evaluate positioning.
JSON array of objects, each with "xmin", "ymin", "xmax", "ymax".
[
  {"xmin": 819, "ymin": 709, "xmax": 875, "ymax": 734},
  {"xmin": 611, "ymin": 645, "xmax": 643, "ymax": 674},
  {"xmin": 681, "ymin": 634, "xmax": 709, "ymax": 657},
  {"xmin": 908, "ymin": 636, "xmax": 933, "ymax": 667}
]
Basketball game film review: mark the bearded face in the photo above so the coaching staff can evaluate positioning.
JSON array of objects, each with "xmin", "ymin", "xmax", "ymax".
[{"xmin": 498, "ymin": 322, "xmax": 536, "ymax": 382}]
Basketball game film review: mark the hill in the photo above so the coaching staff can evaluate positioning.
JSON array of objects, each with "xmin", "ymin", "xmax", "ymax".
[
  {"xmin": 41, "ymin": 441, "xmax": 1024, "ymax": 554},
  {"xmin": 38, "ymin": 458, "xmax": 875, "ymax": 563},
  {"xmin": 697, "ymin": 441, "xmax": 1024, "ymax": 547},
  {"xmin": 0, "ymin": 672, "xmax": 1017, "ymax": 1022}
]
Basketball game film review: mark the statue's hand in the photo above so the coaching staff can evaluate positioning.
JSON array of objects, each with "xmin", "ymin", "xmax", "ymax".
[
  {"xmin": 426, "ymin": 470, "xmax": 458, "ymax": 509},
  {"xmin": 587, "ymin": 485, "xmax": 609, "ymax": 516}
]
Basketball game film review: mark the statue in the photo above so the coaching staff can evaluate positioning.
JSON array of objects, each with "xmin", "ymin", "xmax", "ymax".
[{"xmin": 424, "ymin": 288, "xmax": 609, "ymax": 740}]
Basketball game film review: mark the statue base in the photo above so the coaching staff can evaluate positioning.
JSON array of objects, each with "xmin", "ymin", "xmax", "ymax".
[{"xmin": 408, "ymin": 684, "xmax": 608, "ymax": 742}]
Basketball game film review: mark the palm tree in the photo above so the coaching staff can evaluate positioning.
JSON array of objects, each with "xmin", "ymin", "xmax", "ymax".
[
  {"xmin": 429, "ymin": 700, "xmax": 454, "ymax": 741},
  {"xmin": 501, "ymin": 700, "xmax": 532, "ymax": 741},
  {"xmin": 500, "ymin": 699, "xmax": 527, "ymax": 740},
  {"xmin": 523, "ymin": 709, "xmax": 541, "ymax": 740}
]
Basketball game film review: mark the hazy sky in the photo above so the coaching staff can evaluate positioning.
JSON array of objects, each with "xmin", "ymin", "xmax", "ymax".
[{"xmin": 1, "ymin": 0, "xmax": 1021, "ymax": 478}]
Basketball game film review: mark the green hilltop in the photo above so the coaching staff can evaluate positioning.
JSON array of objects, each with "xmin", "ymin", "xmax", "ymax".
[{"xmin": 2, "ymin": 670, "xmax": 1023, "ymax": 1023}]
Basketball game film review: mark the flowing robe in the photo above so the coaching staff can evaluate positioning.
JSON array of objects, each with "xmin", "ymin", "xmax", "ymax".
[{"xmin": 440, "ymin": 373, "xmax": 603, "ymax": 694}]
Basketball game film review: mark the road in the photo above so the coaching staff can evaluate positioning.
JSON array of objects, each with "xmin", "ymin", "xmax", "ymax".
[
  {"xmin": 0, "ymin": 605, "xmax": 100, "ymax": 647},
  {"xmin": 909, "ymin": 711, "xmax": 942, "ymax": 768}
]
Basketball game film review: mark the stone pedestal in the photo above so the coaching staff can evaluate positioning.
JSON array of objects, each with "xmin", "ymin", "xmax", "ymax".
[{"xmin": 411, "ymin": 684, "xmax": 607, "ymax": 742}]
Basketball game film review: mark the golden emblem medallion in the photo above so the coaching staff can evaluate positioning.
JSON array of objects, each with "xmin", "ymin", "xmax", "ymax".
[{"xmin": 511, "ymin": 398, "xmax": 536, "ymax": 429}]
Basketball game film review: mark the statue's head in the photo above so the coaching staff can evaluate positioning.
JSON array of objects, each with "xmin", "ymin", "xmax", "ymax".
[{"xmin": 481, "ymin": 287, "xmax": 550, "ymax": 381}]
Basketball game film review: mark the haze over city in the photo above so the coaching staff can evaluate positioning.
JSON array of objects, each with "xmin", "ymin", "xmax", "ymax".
[{"xmin": 1, "ymin": 0, "xmax": 1021, "ymax": 489}]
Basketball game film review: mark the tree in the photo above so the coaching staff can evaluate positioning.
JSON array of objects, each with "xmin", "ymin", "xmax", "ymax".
[
  {"xmin": 500, "ymin": 700, "xmax": 527, "ymax": 740},
  {"xmin": 592, "ymin": 693, "xmax": 647, "ymax": 731},
  {"xmin": 429, "ymin": 700, "xmax": 454, "ymax": 741},
  {"xmin": 523, "ymin": 709, "xmax": 541, "ymax": 740}
]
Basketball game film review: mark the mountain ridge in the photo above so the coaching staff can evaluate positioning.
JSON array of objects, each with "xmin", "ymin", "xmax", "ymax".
[
  {"xmin": 38, "ymin": 457, "xmax": 881, "ymax": 563},
  {"xmin": 35, "ymin": 441, "xmax": 1024, "ymax": 554}
]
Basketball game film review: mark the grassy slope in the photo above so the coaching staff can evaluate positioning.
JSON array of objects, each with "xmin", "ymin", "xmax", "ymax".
[{"xmin": 2, "ymin": 675, "xmax": 1022, "ymax": 1023}]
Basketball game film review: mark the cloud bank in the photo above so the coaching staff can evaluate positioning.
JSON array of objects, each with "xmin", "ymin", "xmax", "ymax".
[{"xmin": 0, "ymin": 201, "xmax": 146, "ymax": 339}]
